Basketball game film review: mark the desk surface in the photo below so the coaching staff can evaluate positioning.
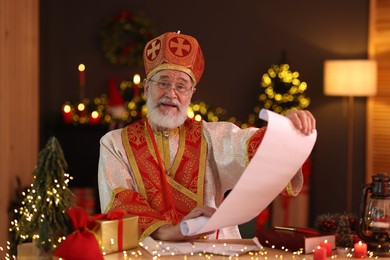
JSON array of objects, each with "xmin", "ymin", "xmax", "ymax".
[{"xmin": 104, "ymin": 239, "xmax": 390, "ymax": 259}]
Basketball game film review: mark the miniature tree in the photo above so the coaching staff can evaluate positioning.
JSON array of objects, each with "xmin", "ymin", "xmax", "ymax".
[
  {"xmin": 9, "ymin": 136, "xmax": 74, "ymax": 253},
  {"xmin": 336, "ymin": 215, "xmax": 354, "ymax": 248},
  {"xmin": 246, "ymin": 58, "xmax": 311, "ymax": 127}
]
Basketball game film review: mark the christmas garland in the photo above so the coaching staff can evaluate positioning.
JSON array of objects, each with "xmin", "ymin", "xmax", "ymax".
[
  {"xmin": 61, "ymin": 82, "xmax": 237, "ymax": 126},
  {"xmin": 188, "ymin": 101, "xmax": 236, "ymax": 123},
  {"xmin": 61, "ymin": 82, "xmax": 147, "ymax": 126},
  {"xmin": 99, "ymin": 11, "xmax": 155, "ymax": 67}
]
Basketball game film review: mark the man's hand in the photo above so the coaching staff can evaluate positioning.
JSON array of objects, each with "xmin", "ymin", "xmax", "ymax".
[
  {"xmin": 286, "ymin": 110, "xmax": 316, "ymax": 135},
  {"xmin": 151, "ymin": 206, "xmax": 216, "ymax": 241}
]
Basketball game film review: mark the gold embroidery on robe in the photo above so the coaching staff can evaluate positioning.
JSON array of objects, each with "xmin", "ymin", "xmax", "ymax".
[{"xmin": 109, "ymin": 118, "xmax": 206, "ymax": 240}]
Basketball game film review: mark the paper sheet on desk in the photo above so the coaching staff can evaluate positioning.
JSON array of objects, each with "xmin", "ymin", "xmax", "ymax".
[
  {"xmin": 180, "ymin": 109, "xmax": 317, "ymax": 236},
  {"xmin": 140, "ymin": 236, "xmax": 262, "ymax": 256}
]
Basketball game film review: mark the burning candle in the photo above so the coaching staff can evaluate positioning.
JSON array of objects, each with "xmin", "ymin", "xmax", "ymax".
[
  {"xmin": 78, "ymin": 64, "xmax": 86, "ymax": 101},
  {"xmin": 313, "ymin": 246, "xmax": 327, "ymax": 260},
  {"xmin": 89, "ymin": 111, "xmax": 101, "ymax": 124},
  {"xmin": 320, "ymin": 239, "xmax": 333, "ymax": 256},
  {"xmin": 133, "ymin": 73, "xmax": 141, "ymax": 97},
  {"xmin": 354, "ymin": 241, "xmax": 367, "ymax": 258},
  {"xmin": 62, "ymin": 104, "xmax": 73, "ymax": 124}
]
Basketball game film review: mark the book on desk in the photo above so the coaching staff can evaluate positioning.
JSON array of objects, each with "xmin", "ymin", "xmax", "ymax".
[{"xmin": 256, "ymin": 226, "xmax": 336, "ymax": 254}]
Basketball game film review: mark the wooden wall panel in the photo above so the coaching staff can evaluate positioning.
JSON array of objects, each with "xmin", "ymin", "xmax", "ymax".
[
  {"xmin": 367, "ymin": 0, "xmax": 390, "ymax": 181},
  {"xmin": 0, "ymin": 0, "xmax": 39, "ymax": 256}
]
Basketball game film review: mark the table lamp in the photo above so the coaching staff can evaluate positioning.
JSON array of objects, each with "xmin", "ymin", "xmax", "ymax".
[{"xmin": 324, "ymin": 59, "xmax": 377, "ymax": 212}]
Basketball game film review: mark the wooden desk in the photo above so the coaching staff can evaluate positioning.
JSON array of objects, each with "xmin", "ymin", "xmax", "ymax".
[
  {"xmin": 17, "ymin": 239, "xmax": 390, "ymax": 259},
  {"xmin": 104, "ymin": 239, "xmax": 390, "ymax": 259}
]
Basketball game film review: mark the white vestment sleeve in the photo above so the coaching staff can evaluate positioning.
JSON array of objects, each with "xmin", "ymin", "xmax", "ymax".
[{"xmin": 98, "ymin": 129, "xmax": 135, "ymax": 212}]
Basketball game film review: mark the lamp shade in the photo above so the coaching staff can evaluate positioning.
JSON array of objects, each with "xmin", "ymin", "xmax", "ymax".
[{"xmin": 324, "ymin": 60, "xmax": 377, "ymax": 96}]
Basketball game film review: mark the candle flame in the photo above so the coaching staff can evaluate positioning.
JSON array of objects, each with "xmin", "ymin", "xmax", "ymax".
[
  {"xmin": 78, "ymin": 64, "xmax": 85, "ymax": 72},
  {"xmin": 63, "ymin": 104, "xmax": 71, "ymax": 113},
  {"xmin": 91, "ymin": 111, "xmax": 99, "ymax": 119},
  {"xmin": 133, "ymin": 74, "xmax": 141, "ymax": 85},
  {"xmin": 78, "ymin": 103, "xmax": 85, "ymax": 111}
]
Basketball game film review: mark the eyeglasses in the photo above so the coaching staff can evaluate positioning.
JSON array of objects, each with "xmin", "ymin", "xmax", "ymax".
[{"xmin": 148, "ymin": 79, "xmax": 193, "ymax": 95}]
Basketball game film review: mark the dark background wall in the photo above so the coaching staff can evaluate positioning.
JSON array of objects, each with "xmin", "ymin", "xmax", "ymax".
[{"xmin": 39, "ymin": 0, "xmax": 370, "ymax": 227}]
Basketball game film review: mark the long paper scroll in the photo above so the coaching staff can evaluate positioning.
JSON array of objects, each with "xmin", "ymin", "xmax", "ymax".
[{"xmin": 180, "ymin": 109, "xmax": 317, "ymax": 236}]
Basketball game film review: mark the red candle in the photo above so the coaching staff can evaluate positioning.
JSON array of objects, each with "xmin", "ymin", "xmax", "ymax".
[
  {"xmin": 62, "ymin": 104, "xmax": 73, "ymax": 124},
  {"xmin": 78, "ymin": 64, "xmax": 86, "ymax": 101},
  {"xmin": 313, "ymin": 246, "xmax": 326, "ymax": 260},
  {"xmin": 89, "ymin": 111, "xmax": 101, "ymax": 124},
  {"xmin": 133, "ymin": 73, "xmax": 141, "ymax": 97},
  {"xmin": 320, "ymin": 239, "xmax": 333, "ymax": 256},
  {"xmin": 354, "ymin": 241, "xmax": 367, "ymax": 258}
]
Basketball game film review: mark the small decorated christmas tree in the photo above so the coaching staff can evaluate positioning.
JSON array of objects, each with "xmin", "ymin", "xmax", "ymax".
[
  {"xmin": 336, "ymin": 215, "xmax": 354, "ymax": 248},
  {"xmin": 9, "ymin": 136, "xmax": 74, "ymax": 254},
  {"xmin": 246, "ymin": 53, "xmax": 311, "ymax": 127}
]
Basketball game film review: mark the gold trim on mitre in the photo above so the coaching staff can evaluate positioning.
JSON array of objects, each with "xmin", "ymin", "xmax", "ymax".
[
  {"xmin": 143, "ymin": 32, "xmax": 204, "ymax": 86},
  {"xmin": 147, "ymin": 63, "xmax": 197, "ymax": 86}
]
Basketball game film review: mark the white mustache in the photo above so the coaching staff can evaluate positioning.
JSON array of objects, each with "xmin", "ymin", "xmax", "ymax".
[{"xmin": 157, "ymin": 97, "xmax": 182, "ymax": 110}]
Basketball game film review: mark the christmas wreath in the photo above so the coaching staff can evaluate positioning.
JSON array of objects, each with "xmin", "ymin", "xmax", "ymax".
[{"xmin": 99, "ymin": 11, "xmax": 155, "ymax": 67}]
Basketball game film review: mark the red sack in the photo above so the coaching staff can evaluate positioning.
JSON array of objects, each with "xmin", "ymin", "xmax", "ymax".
[{"xmin": 54, "ymin": 207, "xmax": 104, "ymax": 260}]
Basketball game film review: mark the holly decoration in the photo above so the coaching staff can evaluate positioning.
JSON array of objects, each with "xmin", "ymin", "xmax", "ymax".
[
  {"xmin": 314, "ymin": 212, "xmax": 357, "ymax": 247},
  {"xmin": 315, "ymin": 212, "xmax": 356, "ymax": 232}
]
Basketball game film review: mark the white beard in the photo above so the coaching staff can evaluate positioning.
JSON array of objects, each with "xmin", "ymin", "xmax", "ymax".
[{"xmin": 146, "ymin": 96, "xmax": 189, "ymax": 130}]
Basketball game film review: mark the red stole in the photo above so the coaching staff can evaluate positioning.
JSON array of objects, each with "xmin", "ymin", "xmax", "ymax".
[
  {"xmin": 107, "ymin": 118, "xmax": 206, "ymax": 240},
  {"xmin": 247, "ymin": 127, "xmax": 267, "ymax": 161}
]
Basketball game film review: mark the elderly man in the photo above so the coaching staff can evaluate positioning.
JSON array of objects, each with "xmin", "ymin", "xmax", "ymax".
[{"xmin": 98, "ymin": 32, "xmax": 316, "ymax": 242}]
